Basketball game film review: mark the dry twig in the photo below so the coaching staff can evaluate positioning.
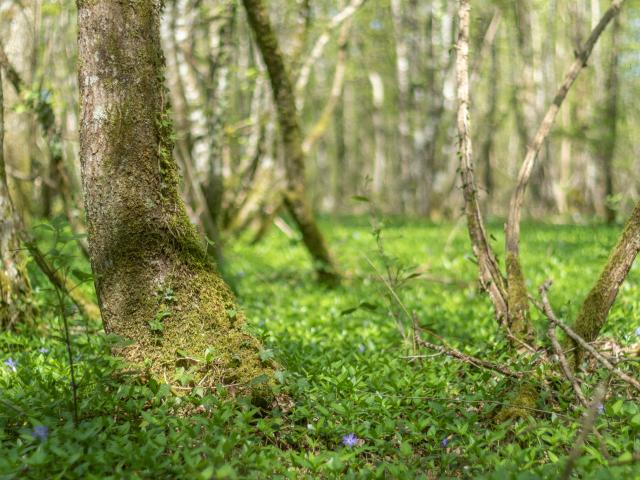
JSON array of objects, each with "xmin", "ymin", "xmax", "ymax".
[{"xmin": 539, "ymin": 281, "xmax": 640, "ymax": 393}]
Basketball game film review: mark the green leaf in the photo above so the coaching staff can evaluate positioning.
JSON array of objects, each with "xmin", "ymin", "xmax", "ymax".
[{"xmin": 259, "ymin": 349, "xmax": 274, "ymax": 362}]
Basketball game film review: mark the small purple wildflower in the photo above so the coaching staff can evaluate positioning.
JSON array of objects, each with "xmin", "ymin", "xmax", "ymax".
[
  {"xmin": 440, "ymin": 437, "xmax": 450, "ymax": 448},
  {"xmin": 370, "ymin": 19, "xmax": 382, "ymax": 30},
  {"xmin": 3, "ymin": 358, "xmax": 17, "ymax": 372},
  {"xmin": 358, "ymin": 344, "xmax": 366, "ymax": 354},
  {"xmin": 635, "ymin": 327, "xmax": 640, "ymax": 337},
  {"xmin": 342, "ymin": 433, "xmax": 358, "ymax": 447},
  {"xmin": 597, "ymin": 403, "xmax": 605, "ymax": 414},
  {"xmin": 38, "ymin": 347, "xmax": 49, "ymax": 354},
  {"xmin": 32, "ymin": 426, "xmax": 49, "ymax": 441}
]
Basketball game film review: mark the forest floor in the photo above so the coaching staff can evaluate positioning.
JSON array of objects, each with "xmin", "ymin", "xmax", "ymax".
[{"xmin": 1, "ymin": 217, "xmax": 639, "ymax": 478}]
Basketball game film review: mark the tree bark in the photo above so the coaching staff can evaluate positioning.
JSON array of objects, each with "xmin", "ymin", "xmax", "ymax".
[
  {"xmin": 77, "ymin": 0, "xmax": 272, "ymax": 394},
  {"xmin": 242, "ymin": 0, "xmax": 339, "ymax": 286},
  {"xmin": 573, "ymin": 201, "xmax": 640, "ymax": 359}
]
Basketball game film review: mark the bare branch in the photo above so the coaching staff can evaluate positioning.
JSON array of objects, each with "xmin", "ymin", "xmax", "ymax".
[
  {"xmin": 548, "ymin": 324, "xmax": 588, "ymax": 407},
  {"xmin": 506, "ymin": 0, "xmax": 625, "ymax": 259},
  {"xmin": 539, "ymin": 282, "xmax": 640, "ymax": 393},
  {"xmin": 0, "ymin": 40, "xmax": 23, "ymax": 93},
  {"xmin": 416, "ymin": 337, "xmax": 524, "ymax": 379},
  {"xmin": 22, "ymin": 237, "xmax": 100, "ymax": 321}
]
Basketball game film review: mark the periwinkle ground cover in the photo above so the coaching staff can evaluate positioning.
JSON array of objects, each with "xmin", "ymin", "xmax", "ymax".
[{"xmin": 1, "ymin": 218, "xmax": 639, "ymax": 478}]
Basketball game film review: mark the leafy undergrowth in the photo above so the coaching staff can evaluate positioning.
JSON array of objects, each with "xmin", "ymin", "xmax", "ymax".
[{"xmin": 1, "ymin": 217, "xmax": 639, "ymax": 478}]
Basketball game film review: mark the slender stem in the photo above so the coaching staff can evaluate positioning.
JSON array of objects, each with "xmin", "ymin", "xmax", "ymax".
[{"xmin": 56, "ymin": 285, "xmax": 79, "ymax": 426}]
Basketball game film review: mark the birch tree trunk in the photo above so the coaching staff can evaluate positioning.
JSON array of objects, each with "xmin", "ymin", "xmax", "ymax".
[
  {"xmin": 242, "ymin": 0, "xmax": 340, "ymax": 286},
  {"xmin": 77, "ymin": 0, "xmax": 272, "ymax": 394},
  {"xmin": 368, "ymin": 72, "xmax": 385, "ymax": 198},
  {"xmin": 391, "ymin": 0, "xmax": 413, "ymax": 213}
]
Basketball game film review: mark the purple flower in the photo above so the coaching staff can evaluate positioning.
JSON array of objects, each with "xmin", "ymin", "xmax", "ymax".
[
  {"xmin": 38, "ymin": 347, "xmax": 49, "ymax": 354},
  {"xmin": 440, "ymin": 437, "xmax": 450, "ymax": 448},
  {"xmin": 342, "ymin": 433, "xmax": 358, "ymax": 447},
  {"xmin": 597, "ymin": 403, "xmax": 605, "ymax": 414},
  {"xmin": 3, "ymin": 358, "xmax": 17, "ymax": 372},
  {"xmin": 358, "ymin": 344, "xmax": 366, "ymax": 354},
  {"xmin": 32, "ymin": 426, "xmax": 49, "ymax": 441},
  {"xmin": 635, "ymin": 327, "xmax": 640, "ymax": 337}
]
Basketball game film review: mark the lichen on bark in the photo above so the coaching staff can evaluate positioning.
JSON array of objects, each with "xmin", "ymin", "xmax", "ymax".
[{"xmin": 506, "ymin": 252, "xmax": 534, "ymax": 342}]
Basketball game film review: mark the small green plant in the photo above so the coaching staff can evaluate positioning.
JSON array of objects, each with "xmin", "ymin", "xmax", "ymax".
[{"xmin": 149, "ymin": 309, "xmax": 170, "ymax": 333}]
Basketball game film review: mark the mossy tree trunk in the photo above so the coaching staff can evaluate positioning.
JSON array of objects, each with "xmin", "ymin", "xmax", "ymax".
[
  {"xmin": 573, "ymin": 201, "xmax": 640, "ymax": 359},
  {"xmin": 77, "ymin": 0, "xmax": 272, "ymax": 393},
  {"xmin": 0, "ymin": 69, "xmax": 32, "ymax": 329},
  {"xmin": 241, "ymin": 0, "xmax": 340, "ymax": 286}
]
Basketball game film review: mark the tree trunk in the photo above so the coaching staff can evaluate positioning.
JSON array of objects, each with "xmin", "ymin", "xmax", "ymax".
[
  {"xmin": 77, "ymin": 0, "xmax": 272, "ymax": 395},
  {"xmin": 332, "ymin": 80, "xmax": 347, "ymax": 213},
  {"xmin": 455, "ymin": 0, "xmax": 509, "ymax": 325},
  {"xmin": 480, "ymin": 41, "xmax": 498, "ymax": 200},
  {"xmin": 573, "ymin": 201, "xmax": 640, "ymax": 360},
  {"xmin": 368, "ymin": 72, "xmax": 385, "ymax": 199},
  {"xmin": 241, "ymin": 0, "xmax": 339, "ymax": 286},
  {"xmin": 390, "ymin": 0, "xmax": 413, "ymax": 214},
  {"xmin": 597, "ymin": 16, "xmax": 620, "ymax": 224},
  {"xmin": 0, "ymin": 69, "xmax": 32, "ymax": 329}
]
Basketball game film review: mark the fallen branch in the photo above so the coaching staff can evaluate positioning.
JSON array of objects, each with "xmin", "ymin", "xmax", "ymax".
[
  {"xmin": 22, "ymin": 237, "xmax": 100, "ymax": 322},
  {"xmin": 415, "ymin": 337, "xmax": 523, "ymax": 379}
]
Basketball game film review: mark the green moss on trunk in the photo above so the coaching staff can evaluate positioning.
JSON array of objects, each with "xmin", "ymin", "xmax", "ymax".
[
  {"xmin": 495, "ymin": 382, "xmax": 538, "ymax": 423},
  {"xmin": 77, "ymin": 0, "xmax": 274, "ymax": 399},
  {"xmin": 506, "ymin": 252, "xmax": 534, "ymax": 342},
  {"xmin": 572, "ymin": 202, "xmax": 640, "ymax": 364}
]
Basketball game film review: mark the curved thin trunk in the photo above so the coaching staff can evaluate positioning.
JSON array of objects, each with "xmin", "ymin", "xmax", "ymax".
[
  {"xmin": 242, "ymin": 0, "xmax": 339, "ymax": 285},
  {"xmin": 573, "ymin": 201, "xmax": 640, "ymax": 360},
  {"xmin": 504, "ymin": 0, "xmax": 625, "ymax": 339},
  {"xmin": 0, "ymin": 40, "xmax": 89, "ymax": 259}
]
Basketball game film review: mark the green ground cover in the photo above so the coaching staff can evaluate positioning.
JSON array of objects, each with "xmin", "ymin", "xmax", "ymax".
[{"xmin": 1, "ymin": 217, "xmax": 639, "ymax": 478}]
